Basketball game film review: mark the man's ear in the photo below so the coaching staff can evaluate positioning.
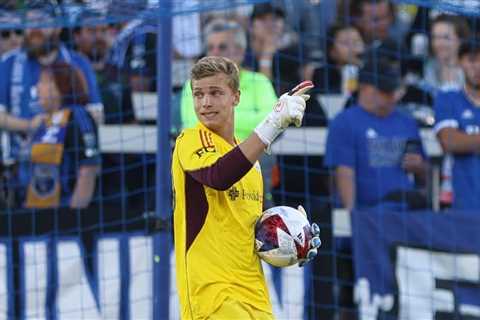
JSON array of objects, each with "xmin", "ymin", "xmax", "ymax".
[{"xmin": 233, "ymin": 90, "xmax": 240, "ymax": 106}]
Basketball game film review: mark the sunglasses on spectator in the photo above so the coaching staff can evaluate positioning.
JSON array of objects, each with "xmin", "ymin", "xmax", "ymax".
[{"xmin": 1, "ymin": 30, "xmax": 23, "ymax": 39}]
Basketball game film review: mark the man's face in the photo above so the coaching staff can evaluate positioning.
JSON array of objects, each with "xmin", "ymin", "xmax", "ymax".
[
  {"xmin": 461, "ymin": 52, "xmax": 480, "ymax": 90},
  {"xmin": 75, "ymin": 25, "xmax": 109, "ymax": 64},
  {"xmin": 24, "ymin": 27, "xmax": 59, "ymax": 58},
  {"xmin": 206, "ymin": 31, "xmax": 244, "ymax": 66},
  {"xmin": 331, "ymin": 28, "xmax": 365, "ymax": 66},
  {"xmin": 360, "ymin": 84, "xmax": 398, "ymax": 116},
  {"xmin": 252, "ymin": 13, "xmax": 285, "ymax": 43},
  {"xmin": 357, "ymin": 1, "xmax": 393, "ymax": 42},
  {"xmin": 24, "ymin": 11, "xmax": 59, "ymax": 58},
  {"xmin": 192, "ymin": 73, "xmax": 239, "ymax": 132}
]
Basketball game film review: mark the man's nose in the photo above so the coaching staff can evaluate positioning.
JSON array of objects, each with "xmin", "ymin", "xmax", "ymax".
[{"xmin": 201, "ymin": 95, "xmax": 212, "ymax": 107}]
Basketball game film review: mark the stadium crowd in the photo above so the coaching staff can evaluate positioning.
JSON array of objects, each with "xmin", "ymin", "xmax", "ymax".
[{"xmin": 0, "ymin": 0, "xmax": 480, "ymax": 319}]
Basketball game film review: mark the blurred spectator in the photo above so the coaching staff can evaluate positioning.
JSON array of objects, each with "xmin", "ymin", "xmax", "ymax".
[
  {"xmin": 73, "ymin": 22, "xmax": 113, "ymax": 72},
  {"xmin": 0, "ymin": 4, "xmax": 103, "ymax": 169},
  {"xmin": 108, "ymin": 1, "xmax": 202, "ymax": 92},
  {"xmin": 345, "ymin": 41, "xmax": 435, "ymax": 127},
  {"xmin": 72, "ymin": 16, "xmax": 135, "ymax": 124},
  {"xmin": 325, "ymin": 57, "xmax": 429, "ymax": 319},
  {"xmin": 265, "ymin": 0, "xmax": 338, "ymax": 62},
  {"xmin": 311, "ymin": 24, "xmax": 365, "ymax": 94},
  {"xmin": 243, "ymin": 3, "xmax": 295, "ymax": 79},
  {"xmin": 18, "ymin": 62, "xmax": 100, "ymax": 209},
  {"xmin": 327, "ymin": 57, "xmax": 428, "ymax": 210},
  {"xmin": 424, "ymin": 14, "xmax": 469, "ymax": 92},
  {"xmin": 434, "ymin": 37, "xmax": 480, "ymax": 210},
  {"xmin": 0, "ymin": 14, "xmax": 23, "ymax": 55},
  {"xmin": 349, "ymin": 0, "xmax": 403, "ymax": 46}
]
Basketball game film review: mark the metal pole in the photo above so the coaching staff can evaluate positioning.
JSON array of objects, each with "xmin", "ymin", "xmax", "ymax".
[{"xmin": 154, "ymin": 0, "xmax": 172, "ymax": 319}]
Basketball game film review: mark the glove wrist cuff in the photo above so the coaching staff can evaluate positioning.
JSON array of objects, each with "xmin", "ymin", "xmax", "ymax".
[{"xmin": 254, "ymin": 118, "xmax": 282, "ymax": 148}]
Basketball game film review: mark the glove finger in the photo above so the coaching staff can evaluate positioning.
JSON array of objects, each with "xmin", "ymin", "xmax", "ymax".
[
  {"xmin": 294, "ymin": 115, "xmax": 303, "ymax": 127},
  {"xmin": 301, "ymin": 94, "xmax": 310, "ymax": 101},
  {"xmin": 297, "ymin": 205, "xmax": 307, "ymax": 218},
  {"xmin": 311, "ymin": 223, "xmax": 320, "ymax": 236},
  {"xmin": 306, "ymin": 248, "xmax": 318, "ymax": 260},
  {"xmin": 288, "ymin": 80, "xmax": 314, "ymax": 96},
  {"xmin": 311, "ymin": 236, "xmax": 322, "ymax": 249}
]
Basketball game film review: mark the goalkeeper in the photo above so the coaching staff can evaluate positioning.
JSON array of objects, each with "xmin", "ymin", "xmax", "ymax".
[{"xmin": 172, "ymin": 56, "xmax": 320, "ymax": 319}]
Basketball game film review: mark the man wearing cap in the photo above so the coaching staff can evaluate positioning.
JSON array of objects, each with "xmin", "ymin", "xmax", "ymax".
[
  {"xmin": 325, "ymin": 57, "xmax": 428, "ymax": 210},
  {"xmin": 324, "ymin": 57, "xmax": 428, "ymax": 318},
  {"xmin": 434, "ymin": 38, "xmax": 480, "ymax": 210}
]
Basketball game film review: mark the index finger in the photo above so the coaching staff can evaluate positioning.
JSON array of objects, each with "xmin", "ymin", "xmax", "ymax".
[{"xmin": 288, "ymin": 80, "xmax": 314, "ymax": 96}]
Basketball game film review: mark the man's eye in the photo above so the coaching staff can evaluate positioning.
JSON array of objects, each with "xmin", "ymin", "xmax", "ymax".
[{"xmin": 193, "ymin": 92, "xmax": 203, "ymax": 98}]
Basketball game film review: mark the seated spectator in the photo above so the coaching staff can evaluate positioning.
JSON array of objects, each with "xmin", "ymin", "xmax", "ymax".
[
  {"xmin": 17, "ymin": 62, "xmax": 100, "ymax": 209},
  {"xmin": 349, "ymin": 0, "xmax": 404, "ymax": 46},
  {"xmin": 345, "ymin": 41, "xmax": 435, "ymax": 127},
  {"xmin": 243, "ymin": 3, "xmax": 295, "ymax": 79},
  {"xmin": 325, "ymin": 57, "xmax": 429, "ymax": 319},
  {"xmin": 0, "ymin": 14, "xmax": 23, "ymax": 55},
  {"xmin": 107, "ymin": 3, "xmax": 202, "ymax": 93},
  {"xmin": 434, "ymin": 37, "xmax": 480, "ymax": 210},
  {"xmin": 312, "ymin": 24, "xmax": 365, "ymax": 94},
  {"xmin": 423, "ymin": 14, "xmax": 469, "ymax": 93},
  {"xmin": 73, "ymin": 14, "xmax": 135, "ymax": 124}
]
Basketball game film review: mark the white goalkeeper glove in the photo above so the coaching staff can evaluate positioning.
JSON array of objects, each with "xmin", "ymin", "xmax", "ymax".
[
  {"xmin": 254, "ymin": 81, "xmax": 314, "ymax": 149},
  {"xmin": 297, "ymin": 205, "xmax": 321, "ymax": 267}
]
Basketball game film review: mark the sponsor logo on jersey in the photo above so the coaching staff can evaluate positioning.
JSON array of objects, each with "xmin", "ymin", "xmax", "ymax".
[{"xmin": 228, "ymin": 186, "xmax": 240, "ymax": 200}]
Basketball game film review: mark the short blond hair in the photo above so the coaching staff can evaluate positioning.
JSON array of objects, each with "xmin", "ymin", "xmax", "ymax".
[{"xmin": 190, "ymin": 56, "xmax": 240, "ymax": 92}]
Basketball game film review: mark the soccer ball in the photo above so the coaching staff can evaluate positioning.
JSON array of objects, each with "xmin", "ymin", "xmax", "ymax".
[{"xmin": 255, "ymin": 206, "xmax": 313, "ymax": 267}]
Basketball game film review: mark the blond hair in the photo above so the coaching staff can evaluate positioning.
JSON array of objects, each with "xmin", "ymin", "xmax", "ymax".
[{"xmin": 190, "ymin": 56, "xmax": 240, "ymax": 92}]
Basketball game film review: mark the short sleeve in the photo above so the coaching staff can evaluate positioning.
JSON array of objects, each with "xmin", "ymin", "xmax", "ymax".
[
  {"xmin": 433, "ymin": 92, "xmax": 457, "ymax": 134},
  {"xmin": 69, "ymin": 107, "xmax": 101, "ymax": 166},
  {"xmin": 324, "ymin": 113, "xmax": 355, "ymax": 169},
  {"xmin": 175, "ymin": 129, "xmax": 222, "ymax": 172}
]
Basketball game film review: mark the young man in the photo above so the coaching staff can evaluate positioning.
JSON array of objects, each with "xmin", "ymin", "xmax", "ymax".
[
  {"xmin": 434, "ymin": 37, "xmax": 480, "ymax": 210},
  {"xmin": 172, "ymin": 56, "xmax": 320, "ymax": 319}
]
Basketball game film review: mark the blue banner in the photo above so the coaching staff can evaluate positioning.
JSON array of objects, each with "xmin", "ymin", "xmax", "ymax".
[{"xmin": 352, "ymin": 209, "xmax": 480, "ymax": 320}]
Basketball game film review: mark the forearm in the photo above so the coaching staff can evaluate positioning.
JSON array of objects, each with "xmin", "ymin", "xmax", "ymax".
[
  {"xmin": 438, "ymin": 128, "xmax": 480, "ymax": 154},
  {"xmin": 0, "ymin": 111, "xmax": 30, "ymax": 132},
  {"xmin": 70, "ymin": 165, "xmax": 99, "ymax": 208},
  {"xmin": 336, "ymin": 166, "xmax": 355, "ymax": 210}
]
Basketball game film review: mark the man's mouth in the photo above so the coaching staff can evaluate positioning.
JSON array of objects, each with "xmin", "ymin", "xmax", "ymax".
[{"xmin": 202, "ymin": 112, "xmax": 218, "ymax": 119}]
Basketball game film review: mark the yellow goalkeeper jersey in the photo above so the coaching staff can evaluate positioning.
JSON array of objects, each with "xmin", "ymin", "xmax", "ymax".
[{"xmin": 172, "ymin": 123, "xmax": 273, "ymax": 319}]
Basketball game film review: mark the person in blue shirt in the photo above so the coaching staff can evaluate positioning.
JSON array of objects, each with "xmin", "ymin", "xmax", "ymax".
[
  {"xmin": 0, "ymin": 5, "xmax": 103, "ymax": 164},
  {"xmin": 18, "ymin": 61, "xmax": 100, "ymax": 209},
  {"xmin": 434, "ymin": 37, "xmax": 480, "ymax": 210},
  {"xmin": 325, "ymin": 56, "xmax": 429, "ymax": 319},
  {"xmin": 325, "ymin": 57, "xmax": 429, "ymax": 211}
]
